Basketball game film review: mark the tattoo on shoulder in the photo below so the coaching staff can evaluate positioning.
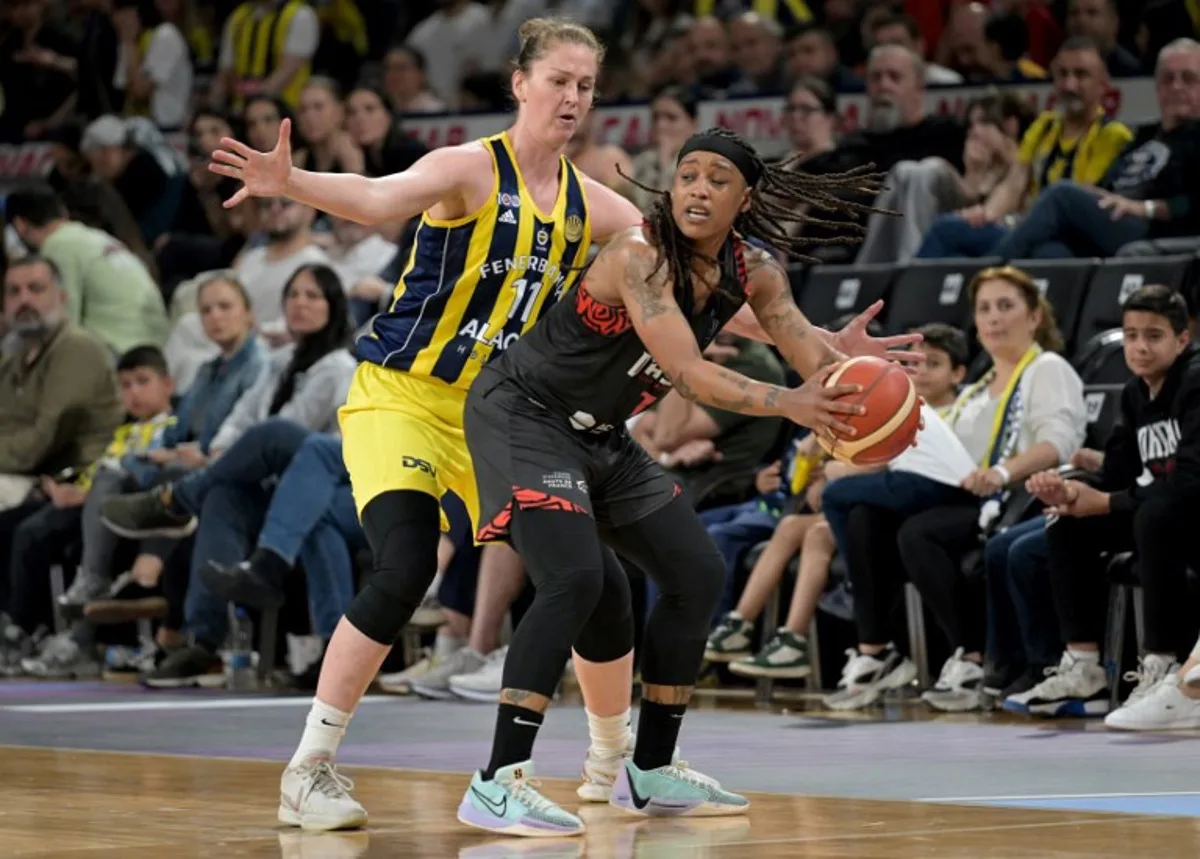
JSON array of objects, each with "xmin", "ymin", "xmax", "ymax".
[{"xmin": 624, "ymin": 245, "xmax": 675, "ymax": 321}]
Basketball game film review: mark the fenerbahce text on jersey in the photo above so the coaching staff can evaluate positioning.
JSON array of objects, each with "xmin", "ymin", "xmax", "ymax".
[
  {"xmin": 1101, "ymin": 344, "xmax": 1200, "ymax": 514},
  {"xmin": 486, "ymin": 235, "xmax": 751, "ymax": 434},
  {"xmin": 355, "ymin": 133, "xmax": 592, "ymax": 391}
]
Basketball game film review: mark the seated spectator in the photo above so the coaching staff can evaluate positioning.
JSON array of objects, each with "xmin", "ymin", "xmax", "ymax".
[
  {"xmin": 6, "ymin": 185, "xmax": 169, "ymax": 354},
  {"xmin": 403, "ymin": 0, "xmax": 489, "ymax": 107},
  {"xmin": 243, "ymin": 94, "xmax": 293, "ymax": 152},
  {"xmin": 110, "ymin": 0, "xmax": 193, "ymax": 132},
  {"xmin": 982, "ymin": 11, "xmax": 1048, "ymax": 82},
  {"xmin": 917, "ymin": 37, "xmax": 1133, "ymax": 259},
  {"xmin": 707, "ymin": 323, "xmax": 969, "ymax": 677},
  {"xmin": 381, "ymin": 45, "xmax": 446, "ymax": 115},
  {"xmin": 1066, "ymin": 0, "xmax": 1144, "ymax": 77},
  {"xmin": 688, "ymin": 16, "xmax": 741, "ymax": 96},
  {"xmin": 322, "ymin": 218, "xmax": 404, "ymax": 328},
  {"xmin": 345, "ymin": 85, "xmax": 429, "ymax": 179},
  {"xmin": 857, "ymin": 92, "xmax": 1030, "ymax": 264},
  {"xmin": 212, "ymin": 0, "xmax": 318, "ymax": 112},
  {"xmin": 871, "ymin": 12, "xmax": 962, "ymax": 85},
  {"xmin": 782, "ymin": 23, "xmax": 863, "ymax": 93},
  {"xmin": 989, "ymin": 39, "xmax": 1200, "ymax": 260},
  {"xmin": 632, "ymin": 334, "xmax": 785, "ymax": 506},
  {"xmin": 823, "ymin": 267, "xmax": 1086, "ymax": 713},
  {"xmin": 629, "ymin": 86, "xmax": 699, "ymax": 214},
  {"xmin": 727, "ymin": 13, "xmax": 786, "ymax": 96},
  {"xmin": 0, "ymin": 256, "xmax": 123, "ymax": 482},
  {"xmin": 292, "ymin": 77, "xmax": 364, "ymax": 176},
  {"xmin": 1014, "ymin": 286, "xmax": 1200, "ymax": 728},
  {"xmin": 13, "ymin": 346, "xmax": 176, "ymax": 678},
  {"xmin": 0, "ymin": 0, "xmax": 77, "ymax": 143},
  {"xmin": 79, "ymin": 115, "xmax": 186, "ymax": 245},
  {"xmin": 838, "ymin": 45, "xmax": 965, "ymax": 174}
]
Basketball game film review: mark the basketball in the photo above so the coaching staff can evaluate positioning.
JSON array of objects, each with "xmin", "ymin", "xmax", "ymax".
[{"xmin": 816, "ymin": 356, "xmax": 920, "ymax": 466}]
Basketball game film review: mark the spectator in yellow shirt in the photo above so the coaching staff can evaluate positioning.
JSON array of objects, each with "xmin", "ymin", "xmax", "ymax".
[{"xmin": 917, "ymin": 36, "xmax": 1133, "ymax": 258}]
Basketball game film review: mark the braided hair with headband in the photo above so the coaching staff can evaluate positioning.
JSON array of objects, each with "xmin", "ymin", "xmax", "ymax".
[{"xmin": 622, "ymin": 127, "xmax": 891, "ymax": 291}]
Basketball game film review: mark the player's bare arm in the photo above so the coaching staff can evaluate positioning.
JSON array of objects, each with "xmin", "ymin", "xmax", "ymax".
[
  {"xmin": 742, "ymin": 247, "xmax": 843, "ymax": 377},
  {"xmin": 210, "ymin": 118, "xmax": 492, "ymax": 225},
  {"xmin": 602, "ymin": 232, "xmax": 863, "ymax": 435}
]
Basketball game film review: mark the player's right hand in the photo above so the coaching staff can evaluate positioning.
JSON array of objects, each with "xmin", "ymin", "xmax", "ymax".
[
  {"xmin": 784, "ymin": 362, "xmax": 864, "ymax": 442},
  {"xmin": 210, "ymin": 117, "xmax": 294, "ymax": 208}
]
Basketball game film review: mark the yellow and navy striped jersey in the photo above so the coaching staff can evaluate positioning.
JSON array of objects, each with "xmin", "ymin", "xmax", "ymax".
[{"xmin": 356, "ymin": 132, "xmax": 592, "ymax": 392}]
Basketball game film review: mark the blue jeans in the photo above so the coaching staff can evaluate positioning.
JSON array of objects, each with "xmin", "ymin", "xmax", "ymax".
[
  {"xmin": 182, "ymin": 419, "xmax": 313, "ymax": 648},
  {"xmin": 258, "ymin": 434, "xmax": 366, "ymax": 639},
  {"xmin": 916, "ymin": 214, "xmax": 1009, "ymax": 259},
  {"xmin": 822, "ymin": 471, "xmax": 968, "ymax": 561},
  {"xmin": 989, "ymin": 181, "xmax": 1151, "ymax": 259},
  {"xmin": 984, "ymin": 514, "xmax": 1060, "ymax": 670},
  {"xmin": 645, "ymin": 500, "xmax": 778, "ymax": 623}
]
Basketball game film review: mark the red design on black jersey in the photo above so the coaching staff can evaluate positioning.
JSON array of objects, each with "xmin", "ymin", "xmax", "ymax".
[
  {"xmin": 476, "ymin": 487, "xmax": 591, "ymax": 541},
  {"xmin": 575, "ymin": 282, "xmax": 632, "ymax": 336}
]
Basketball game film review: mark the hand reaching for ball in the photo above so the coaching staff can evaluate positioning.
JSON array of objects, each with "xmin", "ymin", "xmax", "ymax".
[{"xmin": 783, "ymin": 361, "xmax": 865, "ymax": 442}]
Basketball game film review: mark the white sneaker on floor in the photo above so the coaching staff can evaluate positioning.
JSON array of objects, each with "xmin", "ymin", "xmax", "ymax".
[
  {"xmin": 20, "ymin": 632, "xmax": 102, "ymax": 679},
  {"xmin": 1104, "ymin": 673, "xmax": 1200, "ymax": 731},
  {"xmin": 921, "ymin": 648, "xmax": 985, "ymax": 712},
  {"xmin": 279, "ymin": 759, "xmax": 367, "ymax": 831},
  {"xmin": 410, "ymin": 646, "xmax": 484, "ymax": 700},
  {"xmin": 822, "ymin": 645, "xmax": 917, "ymax": 711},
  {"xmin": 449, "ymin": 646, "xmax": 507, "ymax": 702},
  {"xmin": 1003, "ymin": 651, "xmax": 1109, "ymax": 717},
  {"xmin": 1116, "ymin": 653, "xmax": 1178, "ymax": 711},
  {"xmin": 577, "ymin": 734, "xmax": 636, "ymax": 802},
  {"xmin": 376, "ymin": 649, "xmax": 433, "ymax": 695}
]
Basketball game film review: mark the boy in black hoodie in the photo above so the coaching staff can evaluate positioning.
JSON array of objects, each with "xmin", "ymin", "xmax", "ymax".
[{"xmin": 1006, "ymin": 285, "xmax": 1200, "ymax": 727}]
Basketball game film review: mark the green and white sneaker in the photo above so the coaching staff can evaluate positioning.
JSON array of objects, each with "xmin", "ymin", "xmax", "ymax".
[
  {"xmin": 609, "ymin": 759, "xmax": 749, "ymax": 817},
  {"xmin": 458, "ymin": 761, "xmax": 585, "ymax": 838},
  {"xmin": 729, "ymin": 629, "xmax": 811, "ymax": 679},
  {"xmin": 704, "ymin": 612, "xmax": 753, "ymax": 662}
]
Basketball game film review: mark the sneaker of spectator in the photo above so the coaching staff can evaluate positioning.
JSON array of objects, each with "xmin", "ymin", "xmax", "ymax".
[
  {"xmin": 822, "ymin": 645, "xmax": 918, "ymax": 711},
  {"xmin": 920, "ymin": 647, "xmax": 987, "ymax": 712},
  {"xmin": 139, "ymin": 643, "xmax": 224, "ymax": 688},
  {"xmin": 408, "ymin": 645, "xmax": 486, "ymax": 701},
  {"xmin": 1103, "ymin": 654, "xmax": 1189, "ymax": 730},
  {"xmin": 705, "ymin": 612, "xmax": 754, "ymax": 663},
  {"xmin": 0, "ymin": 615, "xmax": 49, "ymax": 678},
  {"xmin": 449, "ymin": 645, "xmax": 508, "ymax": 702},
  {"xmin": 376, "ymin": 648, "xmax": 435, "ymax": 696},
  {"xmin": 728, "ymin": 629, "xmax": 811, "ymax": 680},
  {"xmin": 20, "ymin": 630, "xmax": 102, "ymax": 680},
  {"xmin": 1002, "ymin": 650, "xmax": 1110, "ymax": 717}
]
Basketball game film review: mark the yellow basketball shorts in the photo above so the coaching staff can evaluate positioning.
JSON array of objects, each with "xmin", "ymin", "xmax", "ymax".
[{"xmin": 338, "ymin": 362, "xmax": 478, "ymax": 534}]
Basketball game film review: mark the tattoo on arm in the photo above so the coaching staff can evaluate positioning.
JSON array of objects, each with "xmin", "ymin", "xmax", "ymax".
[
  {"xmin": 672, "ymin": 369, "xmax": 697, "ymax": 401},
  {"xmin": 624, "ymin": 247, "xmax": 675, "ymax": 321}
]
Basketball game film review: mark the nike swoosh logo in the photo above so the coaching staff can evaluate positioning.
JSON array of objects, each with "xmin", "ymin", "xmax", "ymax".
[
  {"xmin": 471, "ymin": 785, "xmax": 507, "ymax": 818},
  {"xmin": 513, "ymin": 716, "xmax": 541, "ymax": 727},
  {"xmin": 320, "ymin": 718, "xmax": 340, "ymax": 727},
  {"xmin": 626, "ymin": 770, "xmax": 652, "ymax": 810}
]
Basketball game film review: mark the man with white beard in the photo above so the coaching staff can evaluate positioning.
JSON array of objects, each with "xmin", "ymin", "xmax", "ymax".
[{"xmin": 839, "ymin": 44, "xmax": 965, "ymax": 173}]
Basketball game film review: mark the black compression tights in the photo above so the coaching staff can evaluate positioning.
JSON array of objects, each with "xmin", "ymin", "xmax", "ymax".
[{"xmin": 502, "ymin": 495, "xmax": 725, "ymax": 699}]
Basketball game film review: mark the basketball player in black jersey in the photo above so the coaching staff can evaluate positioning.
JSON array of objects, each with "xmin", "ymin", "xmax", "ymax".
[{"xmin": 455, "ymin": 128, "xmax": 903, "ymax": 836}]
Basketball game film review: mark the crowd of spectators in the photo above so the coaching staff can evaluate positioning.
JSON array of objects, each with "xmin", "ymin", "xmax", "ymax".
[{"xmin": 3, "ymin": 0, "xmax": 1200, "ymax": 735}]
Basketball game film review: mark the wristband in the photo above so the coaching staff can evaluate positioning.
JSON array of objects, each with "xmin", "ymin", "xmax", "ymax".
[
  {"xmin": 991, "ymin": 464, "xmax": 1011, "ymax": 484},
  {"xmin": 1144, "ymin": 200, "xmax": 1155, "ymax": 219}
]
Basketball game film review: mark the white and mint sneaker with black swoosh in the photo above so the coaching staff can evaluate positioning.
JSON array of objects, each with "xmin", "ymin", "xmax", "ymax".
[
  {"xmin": 609, "ymin": 759, "xmax": 749, "ymax": 818},
  {"xmin": 457, "ymin": 761, "xmax": 584, "ymax": 838}
]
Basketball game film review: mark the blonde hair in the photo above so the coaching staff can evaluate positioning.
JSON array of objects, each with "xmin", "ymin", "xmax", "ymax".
[
  {"xmin": 513, "ymin": 18, "xmax": 606, "ymax": 74},
  {"xmin": 969, "ymin": 265, "xmax": 1064, "ymax": 353},
  {"xmin": 196, "ymin": 271, "xmax": 252, "ymax": 312}
]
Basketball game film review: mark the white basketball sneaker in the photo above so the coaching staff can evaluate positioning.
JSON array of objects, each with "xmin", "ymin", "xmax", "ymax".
[{"xmin": 279, "ymin": 759, "xmax": 368, "ymax": 831}]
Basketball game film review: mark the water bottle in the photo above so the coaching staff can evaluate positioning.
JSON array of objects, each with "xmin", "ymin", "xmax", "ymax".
[{"xmin": 226, "ymin": 605, "xmax": 256, "ymax": 691}]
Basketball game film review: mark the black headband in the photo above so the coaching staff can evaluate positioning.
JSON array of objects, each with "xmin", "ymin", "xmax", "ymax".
[{"xmin": 677, "ymin": 133, "xmax": 762, "ymax": 187}]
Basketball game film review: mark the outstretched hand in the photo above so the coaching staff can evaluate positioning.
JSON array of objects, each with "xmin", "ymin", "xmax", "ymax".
[
  {"xmin": 784, "ymin": 362, "xmax": 864, "ymax": 444},
  {"xmin": 830, "ymin": 300, "xmax": 924, "ymax": 374},
  {"xmin": 209, "ymin": 117, "xmax": 294, "ymax": 208}
]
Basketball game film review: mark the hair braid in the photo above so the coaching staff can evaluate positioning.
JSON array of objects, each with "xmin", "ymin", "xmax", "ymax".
[{"xmin": 620, "ymin": 127, "xmax": 894, "ymax": 300}]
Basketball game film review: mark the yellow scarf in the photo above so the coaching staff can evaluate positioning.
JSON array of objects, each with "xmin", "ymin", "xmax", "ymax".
[{"xmin": 946, "ymin": 344, "xmax": 1041, "ymax": 466}]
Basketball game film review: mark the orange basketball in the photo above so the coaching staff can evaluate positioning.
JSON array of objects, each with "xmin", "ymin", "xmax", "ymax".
[{"xmin": 816, "ymin": 356, "xmax": 920, "ymax": 466}]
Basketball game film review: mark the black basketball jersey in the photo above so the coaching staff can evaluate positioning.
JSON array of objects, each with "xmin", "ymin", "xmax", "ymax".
[{"xmin": 487, "ymin": 235, "xmax": 751, "ymax": 433}]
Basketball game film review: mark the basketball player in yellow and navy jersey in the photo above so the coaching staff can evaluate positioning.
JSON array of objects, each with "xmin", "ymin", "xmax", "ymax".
[{"xmin": 209, "ymin": 18, "xmax": 661, "ymax": 830}]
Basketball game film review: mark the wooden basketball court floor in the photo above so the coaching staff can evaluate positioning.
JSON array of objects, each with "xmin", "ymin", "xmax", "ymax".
[{"xmin": 3, "ymin": 682, "xmax": 1200, "ymax": 858}]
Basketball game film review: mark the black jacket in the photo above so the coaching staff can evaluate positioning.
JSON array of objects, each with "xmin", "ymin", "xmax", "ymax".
[{"xmin": 1100, "ymin": 345, "xmax": 1200, "ymax": 514}]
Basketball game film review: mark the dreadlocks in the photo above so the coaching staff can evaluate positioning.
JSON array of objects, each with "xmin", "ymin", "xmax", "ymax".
[{"xmin": 621, "ymin": 127, "xmax": 892, "ymax": 295}]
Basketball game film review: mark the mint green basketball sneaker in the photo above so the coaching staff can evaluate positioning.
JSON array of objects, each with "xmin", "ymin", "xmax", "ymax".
[
  {"xmin": 609, "ymin": 759, "xmax": 750, "ymax": 817},
  {"xmin": 457, "ymin": 761, "xmax": 585, "ymax": 838}
]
